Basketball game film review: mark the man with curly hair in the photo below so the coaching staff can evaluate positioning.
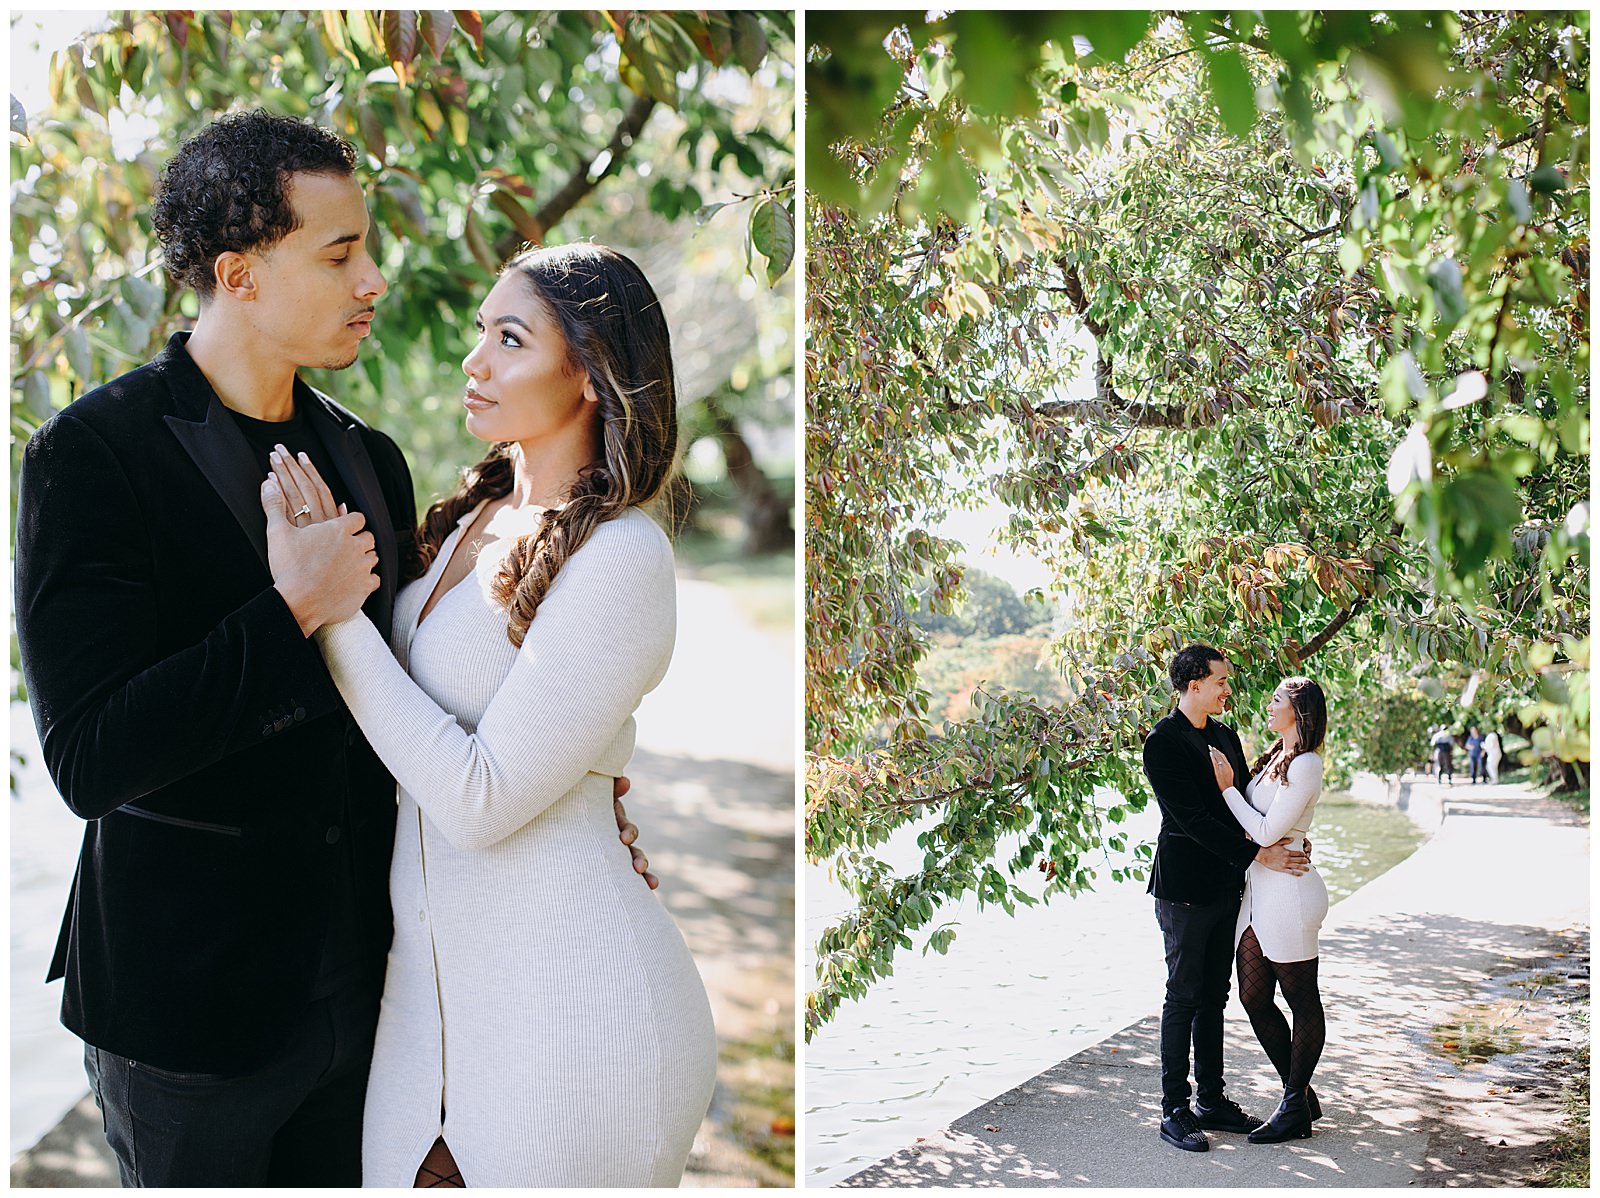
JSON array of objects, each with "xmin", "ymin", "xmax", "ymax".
[
  {"xmin": 14, "ymin": 110, "xmax": 649, "ymax": 1186},
  {"xmin": 1141, "ymin": 643, "xmax": 1312, "ymax": 1153}
]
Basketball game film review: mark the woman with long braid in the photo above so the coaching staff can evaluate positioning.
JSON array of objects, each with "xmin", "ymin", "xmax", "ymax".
[
  {"xmin": 259, "ymin": 244, "xmax": 716, "ymax": 1186},
  {"xmin": 1207, "ymin": 677, "xmax": 1330, "ymax": 1144}
]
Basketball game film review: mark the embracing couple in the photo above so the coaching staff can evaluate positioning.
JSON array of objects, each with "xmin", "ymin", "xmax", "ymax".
[
  {"xmin": 15, "ymin": 111, "xmax": 716, "ymax": 1187},
  {"xmin": 1142, "ymin": 643, "xmax": 1331, "ymax": 1152}
]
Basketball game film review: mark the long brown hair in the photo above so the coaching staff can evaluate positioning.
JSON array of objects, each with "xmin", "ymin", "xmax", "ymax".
[
  {"xmin": 410, "ymin": 243, "xmax": 679, "ymax": 646},
  {"xmin": 1250, "ymin": 676, "xmax": 1328, "ymax": 783}
]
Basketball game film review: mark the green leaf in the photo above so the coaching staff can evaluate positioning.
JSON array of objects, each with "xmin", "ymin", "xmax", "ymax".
[
  {"xmin": 1204, "ymin": 47, "xmax": 1257, "ymax": 137},
  {"xmin": 1440, "ymin": 469, "xmax": 1522, "ymax": 573},
  {"xmin": 1337, "ymin": 236, "xmax": 1363, "ymax": 275},
  {"xmin": 1424, "ymin": 257, "xmax": 1467, "ymax": 326},
  {"xmin": 22, "ymin": 372, "xmax": 53, "ymax": 420},
  {"xmin": 1372, "ymin": 129, "xmax": 1404, "ymax": 173},
  {"xmin": 1527, "ymin": 164, "xmax": 1568, "ymax": 193},
  {"xmin": 63, "ymin": 325, "xmax": 91, "ymax": 383},
  {"xmin": 731, "ymin": 10, "xmax": 768, "ymax": 73},
  {"xmin": 1505, "ymin": 179, "xmax": 1532, "ymax": 224},
  {"xmin": 950, "ymin": 11, "xmax": 1040, "ymax": 116},
  {"xmin": 1050, "ymin": 10, "xmax": 1154, "ymax": 63},
  {"xmin": 620, "ymin": 18, "xmax": 682, "ymax": 105}
]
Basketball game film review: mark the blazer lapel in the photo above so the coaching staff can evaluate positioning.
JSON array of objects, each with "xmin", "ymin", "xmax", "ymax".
[
  {"xmin": 153, "ymin": 335, "xmax": 399, "ymax": 636},
  {"xmin": 302, "ymin": 387, "xmax": 398, "ymax": 636},
  {"xmin": 164, "ymin": 399, "xmax": 273, "ymax": 569}
]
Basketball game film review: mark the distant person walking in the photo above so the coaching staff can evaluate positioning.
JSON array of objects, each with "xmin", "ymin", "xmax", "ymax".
[
  {"xmin": 1465, "ymin": 727, "xmax": 1486, "ymax": 784},
  {"xmin": 1431, "ymin": 727, "xmax": 1455, "ymax": 783},
  {"xmin": 1485, "ymin": 730, "xmax": 1504, "ymax": 783}
]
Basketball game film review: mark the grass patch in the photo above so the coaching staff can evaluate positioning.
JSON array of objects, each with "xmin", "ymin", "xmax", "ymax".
[
  {"xmin": 1507, "ymin": 972, "xmax": 1567, "ymax": 991},
  {"xmin": 719, "ymin": 1026, "xmax": 795, "ymax": 1178},
  {"xmin": 1531, "ymin": 996, "xmax": 1590, "ymax": 1188},
  {"xmin": 1431, "ymin": 1001, "xmax": 1542, "ymax": 1062}
]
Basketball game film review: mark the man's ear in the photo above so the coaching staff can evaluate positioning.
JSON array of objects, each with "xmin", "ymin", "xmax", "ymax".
[
  {"xmin": 581, "ymin": 374, "xmax": 599, "ymax": 404},
  {"xmin": 213, "ymin": 251, "xmax": 256, "ymax": 301}
]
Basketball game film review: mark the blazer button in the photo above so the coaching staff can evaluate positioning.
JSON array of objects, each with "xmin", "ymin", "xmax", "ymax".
[
  {"xmin": 325, "ymin": 826, "xmax": 342, "ymax": 845},
  {"xmin": 275, "ymin": 716, "xmax": 291, "ymax": 733},
  {"xmin": 294, "ymin": 707, "xmax": 307, "ymax": 722}
]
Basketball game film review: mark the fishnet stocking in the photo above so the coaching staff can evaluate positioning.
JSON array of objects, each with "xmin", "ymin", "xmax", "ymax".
[
  {"xmin": 414, "ymin": 1138, "xmax": 465, "ymax": 1188},
  {"xmin": 1236, "ymin": 925, "xmax": 1326, "ymax": 1091}
]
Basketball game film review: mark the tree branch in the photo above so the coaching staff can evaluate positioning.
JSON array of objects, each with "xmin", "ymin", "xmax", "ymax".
[
  {"xmin": 532, "ymin": 92, "xmax": 657, "ymax": 236},
  {"xmin": 1291, "ymin": 598, "xmax": 1367, "ymax": 664},
  {"xmin": 1291, "ymin": 521, "xmax": 1403, "ymax": 664}
]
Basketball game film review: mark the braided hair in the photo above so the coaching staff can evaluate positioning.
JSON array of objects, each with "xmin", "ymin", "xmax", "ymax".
[
  {"xmin": 1249, "ymin": 676, "xmax": 1328, "ymax": 783},
  {"xmin": 409, "ymin": 243, "xmax": 678, "ymax": 646}
]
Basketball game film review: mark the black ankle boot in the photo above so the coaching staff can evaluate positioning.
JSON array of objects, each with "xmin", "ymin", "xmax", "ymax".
[
  {"xmin": 1305, "ymin": 1084, "xmax": 1322, "ymax": 1121},
  {"xmin": 1248, "ymin": 1087, "xmax": 1313, "ymax": 1143}
]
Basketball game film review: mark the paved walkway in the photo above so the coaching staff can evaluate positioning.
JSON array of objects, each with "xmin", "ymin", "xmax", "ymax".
[{"xmin": 839, "ymin": 779, "xmax": 1589, "ymax": 1187}]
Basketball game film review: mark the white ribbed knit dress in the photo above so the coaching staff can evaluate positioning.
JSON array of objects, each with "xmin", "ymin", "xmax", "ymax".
[
  {"xmin": 1221, "ymin": 751, "xmax": 1330, "ymax": 963},
  {"xmin": 315, "ymin": 502, "xmax": 717, "ymax": 1187}
]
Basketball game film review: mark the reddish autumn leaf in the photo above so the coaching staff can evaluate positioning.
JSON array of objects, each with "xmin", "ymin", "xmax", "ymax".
[
  {"xmin": 382, "ymin": 10, "xmax": 419, "ymax": 69},
  {"xmin": 452, "ymin": 9, "xmax": 482, "ymax": 53},
  {"xmin": 164, "ymin": 12, "xmax": 194, "ymax": 48}
]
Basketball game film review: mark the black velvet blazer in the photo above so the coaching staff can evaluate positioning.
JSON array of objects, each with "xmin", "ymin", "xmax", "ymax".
[
  {"xmin": 15, "ymin": 333, "xmax": 415, "ymax": 1074},
  {"xmin": 1141, "ymin": 709, "xmax": 1261, "ymax": 904}
]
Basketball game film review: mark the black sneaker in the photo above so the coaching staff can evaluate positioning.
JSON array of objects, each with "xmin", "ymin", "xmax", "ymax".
[
  {"xmin": 1160, "ymin": 1105, "xmax": 1210, "ymax": 1152},
  {"xmin": 1194, "ymin": 1094, "xmax": 1259, "ymax": 1133}
]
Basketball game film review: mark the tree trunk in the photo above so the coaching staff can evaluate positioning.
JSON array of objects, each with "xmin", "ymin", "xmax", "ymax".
[
  {"xmin": 703, "ymin": 393, "xmax": 792, "ymax": 554},
  {"xmin": 1552, "ymin": 758, "xmax": 1589, "ymax": 792}
]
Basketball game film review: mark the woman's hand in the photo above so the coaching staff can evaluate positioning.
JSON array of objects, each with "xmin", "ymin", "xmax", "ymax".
[
  {"xmin": 1208, "ymin": 746, "xmax": 1235, "ymax": 790},
  {"xmin": 268, "ymin": 444, "xmax": 344, "ymax": 526},
  {"xmin": 260, "ymin": 450, "xmax": 377, "ymax": 634}
]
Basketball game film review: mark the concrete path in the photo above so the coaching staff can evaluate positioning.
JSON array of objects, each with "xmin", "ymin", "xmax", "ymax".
[{"xmin": 838, "ymin": 779, "xmax": 1589, "ymax": 1187}]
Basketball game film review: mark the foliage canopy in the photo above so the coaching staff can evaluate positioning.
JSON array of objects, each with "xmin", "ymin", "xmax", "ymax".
[
  {"xmin": 805, "ymin": 10, "xmax": 1588, "ymax": 1036},
  {"xmin": 12, "ymin": 9, "xmax": 795, "ymax": 515}
]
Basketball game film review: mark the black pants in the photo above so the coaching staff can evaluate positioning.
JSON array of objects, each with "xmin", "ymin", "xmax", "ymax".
[
  {"xmin": 83, "ymin": 977, "xmax": 382, "ymax": 1187},
  {"xmin": 1155, "ymin": 894, "xmax": 1240, "ymax": 1113}
]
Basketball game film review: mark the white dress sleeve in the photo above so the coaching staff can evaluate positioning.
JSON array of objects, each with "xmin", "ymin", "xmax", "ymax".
[
  {"xmin": 1223, "ymin": 752, "xmax": 1323, "ymax": 846},
  {"xmin": 314, "ymin": 512, "xmax": 676, "ymax": 851}
]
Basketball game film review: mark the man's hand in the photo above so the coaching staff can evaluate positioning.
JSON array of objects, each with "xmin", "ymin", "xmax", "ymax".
[
  {"xmin": 1256, "ymin": 837, "xmax": 1310, "ymax": 875},
  {"xmin": 261, "ymin": 471, "xmax": 378, "ymax": 636},
  {"xmin": 613, "ymin": 776, "xmax": 659, "ymax": 889}
]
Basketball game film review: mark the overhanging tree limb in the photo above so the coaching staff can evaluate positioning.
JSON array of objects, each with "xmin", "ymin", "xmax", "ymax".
[
  {"xmin": 532, "ymin": 92, "xmax": 658, "ymax": 236},
  {"xmin": 1291, "ymin": 521, "xmax": 1404, "ymax": 664}
]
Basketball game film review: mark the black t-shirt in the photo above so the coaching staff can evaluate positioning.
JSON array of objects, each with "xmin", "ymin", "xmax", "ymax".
[
  {"xmin": 224, "ymin": 402, "xmax": 378, "ymax": 998},
  {"xmin": 229, "ymin": 404, "xmax": 353, "ymax": 514}
]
